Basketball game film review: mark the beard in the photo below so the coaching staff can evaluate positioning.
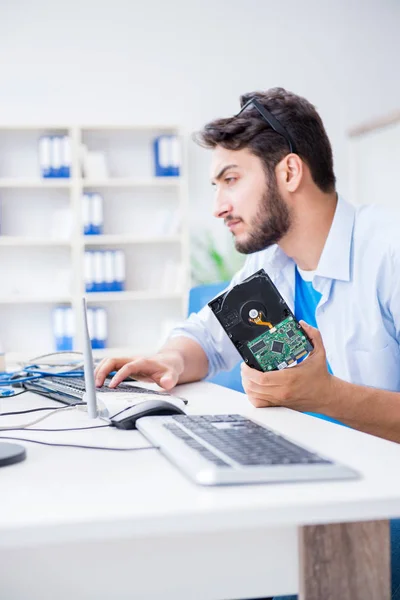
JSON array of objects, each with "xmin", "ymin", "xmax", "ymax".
[{"xmin": 232, "ymin": 178, "xmax": 291, "ymax": 254}]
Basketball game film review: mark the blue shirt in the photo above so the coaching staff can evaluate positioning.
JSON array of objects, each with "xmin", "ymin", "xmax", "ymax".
[
  {"xmin": 294, "ymin": 268, "xmax": 325, "ymax": 345},
  {"xmin": 295, "ymin": 267, "xmax": 343, "ymax": 425},
  {"xmin": 172, "ymin": 196, "xmax": 400, "ymax": 395}
]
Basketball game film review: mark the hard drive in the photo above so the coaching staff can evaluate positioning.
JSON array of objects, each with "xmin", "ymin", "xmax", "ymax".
[{"xmin": 208, "ymin": 269, "xmax": 313, "ymax": 372}]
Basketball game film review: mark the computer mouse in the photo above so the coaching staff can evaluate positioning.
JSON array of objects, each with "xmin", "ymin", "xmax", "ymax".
[{"xmin": 110, "ymin": 399, "xmax": 186, "ymax": 430}]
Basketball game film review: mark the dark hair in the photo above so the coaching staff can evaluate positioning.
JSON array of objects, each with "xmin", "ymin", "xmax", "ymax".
[{"xmin": 194, "ymin": 87, "xmax": 336, "ymax": 193}]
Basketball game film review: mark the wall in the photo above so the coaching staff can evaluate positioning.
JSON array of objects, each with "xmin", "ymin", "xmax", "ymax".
[{"xmin": 0, "ymin": 0, "xmax": 399, "ymax": 244}]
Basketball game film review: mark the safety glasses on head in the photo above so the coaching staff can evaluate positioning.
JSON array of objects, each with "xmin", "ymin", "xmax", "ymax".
[{"xmin": 236, "ymin": 97, "xmax": 297, "ymax": 154}]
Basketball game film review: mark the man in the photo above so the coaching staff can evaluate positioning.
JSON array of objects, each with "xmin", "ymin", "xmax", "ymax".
[
  {"xmin": 95, "ymin": 87, "xmax": 400, "ymax": 443},
  {"xmin": 96, "ymin": 88, "xmax": 400, "ymax": 599}
]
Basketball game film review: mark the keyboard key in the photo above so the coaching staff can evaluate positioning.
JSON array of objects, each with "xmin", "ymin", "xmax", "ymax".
[
  {"xmin": 48, "ymin": 377, "xmax": 169, "ymax": 396},
  {"xmin": 165, "ymin": 416, "xmax": 330, "ymax": 467},
  {"xmin": 164, "ymin": 424, "xmax": 231, "ymax": 467}
]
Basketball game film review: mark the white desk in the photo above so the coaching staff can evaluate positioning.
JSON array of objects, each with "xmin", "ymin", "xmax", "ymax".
[{"xmin": 0, "ymin": 381, "xmax": 399, "ymax": 600}]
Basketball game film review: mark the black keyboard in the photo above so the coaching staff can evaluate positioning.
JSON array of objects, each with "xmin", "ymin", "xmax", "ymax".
[
  {"xmin": 165, "ymin": 414, "xmax": 331, "ymax": 467},
  {"xmin": 23, "ymin": 375, "xmax": 172, "ymax": 405}
]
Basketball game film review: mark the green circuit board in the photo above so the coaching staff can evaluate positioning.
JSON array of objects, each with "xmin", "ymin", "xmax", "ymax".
[{"xmin": 247, "ymin": 316, "xmax": 310, "ymax": 371}]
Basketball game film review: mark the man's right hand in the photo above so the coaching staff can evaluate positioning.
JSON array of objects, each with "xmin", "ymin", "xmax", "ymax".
[{"xmin": 94, "ymin": 353, "xmax": 183, "ymax": 391}]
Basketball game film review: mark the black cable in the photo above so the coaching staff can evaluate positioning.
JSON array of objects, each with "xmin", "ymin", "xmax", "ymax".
[
  {"xmin": 0, "ymin": 436, "xmax": 160, "ymax": 452},
  {"xmin": 0, "ymin": 404, "xmax": 82, "ymax": 417}
]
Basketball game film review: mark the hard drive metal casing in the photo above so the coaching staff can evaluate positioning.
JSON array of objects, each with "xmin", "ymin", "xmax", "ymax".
[{"xmin": 208, "ymin": 269, "xmax": 313, "ymax": 372}]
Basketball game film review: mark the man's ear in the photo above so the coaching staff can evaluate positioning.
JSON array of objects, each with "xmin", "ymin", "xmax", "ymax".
[{"xmin": 276, "ymin": 154, "xmax": 303, "ymax": 193}]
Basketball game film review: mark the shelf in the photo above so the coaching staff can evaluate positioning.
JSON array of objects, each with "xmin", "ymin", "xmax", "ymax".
[
  {"xmin": 81, "ymin": 124, "xmax": 180, "ymax": 132},
  {"xmin": 0, "ymin": 177, "xmax": 181, "ymax": 189},
  {"xmin": 0, "ymin": 237, "xmax": 71, "ymax": 247},
  {"xmin": 0, "ymin": 178, "xmax": 72, "ymax": 189},
  {"xmin": 81, "ymin": 177, "xmax": 181, "ymax": 188},
  {"xmin": 0, "ymin": 124, "xmax": 180, "ymax": 132},
  {"xmin": 0, "ymin": 124, "xmax": 188, "ymax": 356},
  {"xmin": 0, "ymin": 295, "xmax": 71, "ymax": 304},
  {"xmin": 82, "ymin": 234, "xmax": 181, "ymax": 246},
  {"xmin": 0, "ymin": 125, "xmax": 71, "ymax": 131},
  {"xmin": 85, "ymin": 291, "xmax": 183, "ymax": 302}
]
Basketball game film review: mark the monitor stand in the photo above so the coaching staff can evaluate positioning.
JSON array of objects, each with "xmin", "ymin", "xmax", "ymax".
[{"xmin": 0, "ymin": 442, "xmax": 26, "ymax": 467}]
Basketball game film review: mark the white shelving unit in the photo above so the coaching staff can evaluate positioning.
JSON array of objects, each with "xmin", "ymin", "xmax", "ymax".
[
  {"xmin": 0, "ymin": 125, "xmax": 190, "ymax": 359},
  {"xmin": 0, "ymin": 179, "xmax": 72, "ymax": 188}
]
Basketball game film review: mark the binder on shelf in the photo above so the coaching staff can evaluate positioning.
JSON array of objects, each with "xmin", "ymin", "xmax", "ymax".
[
  {"xmin": 65, "ymin": 306, "xmax": 74, "ymax": 350},
  {"xmin": 82, "ymin": 193, "xmax": 104, "ymax": 235},
  {"xmin": 52, "ymin": 136, "xmax": 62, "ymax": 178},
  {"xmin": 93, "ymin": 251, "xmax": 104, "ymax": 292},
  {"xmin": 61, "ymin": 135, "xmax": 71, "ymax": 178},
  {"xmin": 38, "ymin": 136, "xmax": 52, "ymax": 178},
  {"xmin": 114, "ymin": 250, "xmax": 126, "ymax": 292},
  {"xmin": 52, "ymin": 306, "xmax": 74, "ymax": 351},
  {"xmin": 86, "ymin": 306, "xmax": 96, "ymax": 345},
  {"xmin": 83, "ymin": 194, "xmax": 91, "ymax": 235},
  {"xmin": 170, "ymin": 135, "xmax": 181, "ymax": 177},
  {"xmin": 84, "ymin": 251, "xmax": 95, "ymax": 293},
  {"xmin": 91, "ymin": 193, "xmax": 104, "ymax": 235},
  {"xmin": 38, "ymin": 135, "xmax": 71, "ymax": 179},
  {"xmin": 95, "ymin": 307, "xmax": 108, "ymax": 349},
  {"xmin": 85, "ymin": 250, "xmax": 126, "ymax": 292},
  {"xmin": 153, "ymin": 135, "xmax": 181, "ymax": 177},
  {"xmin": 87, "ymin": 306, "xmax": 108, "ymax": 349},
  {"xmin": 104, "ymin": 250, "xmax": 115, "ymax": 292},
  {"xmin": 53, "ymin": 307, "xmax": 64, "ymax": 351}
]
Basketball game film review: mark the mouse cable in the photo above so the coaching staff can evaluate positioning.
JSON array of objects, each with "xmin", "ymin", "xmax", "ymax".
[{"xmin": 0, "ymin": 436, "xmax": 160, "ymax": 452}]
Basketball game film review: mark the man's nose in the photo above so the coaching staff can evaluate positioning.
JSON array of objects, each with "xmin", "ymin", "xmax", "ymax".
[{"xmin": 213, "ymin": 189, "xmax": 232, "ymax": 219}]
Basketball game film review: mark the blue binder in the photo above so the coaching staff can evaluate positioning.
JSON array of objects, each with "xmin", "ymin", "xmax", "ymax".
[{"xmin": 153, "ymin": 135, "xmax": 180, "ymax": 177}]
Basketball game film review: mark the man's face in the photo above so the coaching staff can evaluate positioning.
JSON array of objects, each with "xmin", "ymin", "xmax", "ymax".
[{"xmin": 211, "ymin": 146, "xmax": 291, "ymax": 254}]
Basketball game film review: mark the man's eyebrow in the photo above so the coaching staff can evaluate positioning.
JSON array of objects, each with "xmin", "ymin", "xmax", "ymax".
[{"xmin": 211, "ymin": 164, "xmax": 239, "ymax": 184}]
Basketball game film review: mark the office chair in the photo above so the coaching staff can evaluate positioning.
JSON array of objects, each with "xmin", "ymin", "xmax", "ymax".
[{"xmin": 188, "ymin": 282, "xmax": 244, "ymax": 393}]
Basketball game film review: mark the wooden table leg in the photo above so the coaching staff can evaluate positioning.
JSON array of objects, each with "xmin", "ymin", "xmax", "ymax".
[{"xmin": 299, "ymin": 520, "xmax": 390, "ymax": 600}]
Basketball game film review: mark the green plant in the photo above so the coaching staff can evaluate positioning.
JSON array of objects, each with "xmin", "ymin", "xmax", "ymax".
[{"xmin": 191, "ymin": 231, "xmax": 245, "ymax": 285}]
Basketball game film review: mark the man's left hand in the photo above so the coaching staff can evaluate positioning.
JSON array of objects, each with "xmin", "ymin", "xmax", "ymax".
[{"xmin": 241, "ymin": 321, "xmax": 335, "ymax": 413}]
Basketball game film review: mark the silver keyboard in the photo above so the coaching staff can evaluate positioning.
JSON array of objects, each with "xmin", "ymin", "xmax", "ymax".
[{"xmin": 137, "ymin": 414, "xmax": 358, "ymax": 486}]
